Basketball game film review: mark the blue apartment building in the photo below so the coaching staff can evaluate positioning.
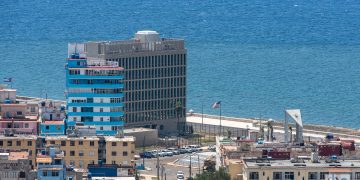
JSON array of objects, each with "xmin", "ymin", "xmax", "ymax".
[
  {"xmin": 37, "ymin": 146, "xmax": 66, "ymax": 180},
  {"xmin": 65, "ymin": 43, "xmax": 124, "ymax": 135}
]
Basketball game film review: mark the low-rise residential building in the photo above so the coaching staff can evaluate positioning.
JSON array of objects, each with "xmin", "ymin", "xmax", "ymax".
[
  {"xmin": 0, "ymin": 104, "xmax": 39, "ymax": 135},
  {"xmin": 0, "ymin": 135, "xmax": 37, "ymax": 165},
  {"xmin": 241, "ymin": 158, "xmax": 360, "ymax": 180},
  {"xmin": 103, "ymin": 136, "xmax": 136, "ymax": 166},
  {"xmin": 0, "ymin": 151, "xmax": 32, "ymax": 180},
  {"xmin": 0, "ymin": 86, "xmax": 16, "ymax": 103},
  {"xmin": 45, "ymin": 136, "xmax": 99, "ymax": 169},
  {"xmin": 36, "ymin": 146, "xmax": 66, "ymax": 180},
  {"xmin": 39, "ymin": 100, "xmax": 66, "ymax": 136}
]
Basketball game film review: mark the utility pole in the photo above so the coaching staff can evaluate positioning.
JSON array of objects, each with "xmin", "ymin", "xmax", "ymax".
[
  {"xmin": 157, "ymin": 155, "xmax": 160, "ymax": 180},
  {"xmin": 142, "ymin": 136, "xmax": 145, "ymax": 168},
  {"xmin": 189, "ymin": 153, "xmax": 192, "ymax": 178},
  {"xmin": 198, "ymin": 154, "xmax": 200, "ymax": 175}
]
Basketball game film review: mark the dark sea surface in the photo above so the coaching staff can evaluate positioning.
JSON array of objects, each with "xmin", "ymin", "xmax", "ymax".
[{"xmin": 1, "ymin": 0, "xmax": 360, "ymax": 128}]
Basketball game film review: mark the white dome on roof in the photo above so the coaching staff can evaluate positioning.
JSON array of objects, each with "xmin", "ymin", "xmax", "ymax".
[{"xmin": 135, "ymin": 30, "xmax": 160, "ymax": 43}]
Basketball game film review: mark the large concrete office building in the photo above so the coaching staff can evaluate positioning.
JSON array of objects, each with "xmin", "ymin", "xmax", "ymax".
[{"xmin": 84, "ymin": 31, "xmax": 186, "ymax": 134}]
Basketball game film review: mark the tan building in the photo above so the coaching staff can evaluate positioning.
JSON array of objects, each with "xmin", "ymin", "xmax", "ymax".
[
  {"xmin": 0, "ymin": 135, "xmax": 37, "ymax": 165},
  {"xmin": 45, "ymin": 136, "xmax": 99, "ymax": 169},
  {"xmin": 239, "ymin": 158, "xmax": 360, "ymax": 180},
  {"xmin": 104, "ymin": 136, "xmax": 135, "ymax": 166}
]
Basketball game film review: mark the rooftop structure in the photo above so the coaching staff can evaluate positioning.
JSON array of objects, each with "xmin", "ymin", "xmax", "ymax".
[
  {"xmin": 37, "ymin": 146, "xmax": 66, "ymax": 180},
  {"xmin": 65, "ymin": 46, "xmax": 125, "ymax": 135},
  {"xmin": 242, "ymin": 158, "xmax": 360, "ymax": 180},
  {"xmin": 84, "ymin": 30, "xmax": 186, "ymax": 135},
  {"xmin": 0, "ymin": 151, "xmax": 32, "ymax": 180}
]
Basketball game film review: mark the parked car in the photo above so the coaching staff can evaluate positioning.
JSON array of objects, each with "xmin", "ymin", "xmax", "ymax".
[
  {"xmin": 188, "ymin": 145, "xmax": 202, "ymax": 152},
  {"xmin": 168, "ymin": 148, "xmax": 180, "ymax": 155},
  {"xmin": 208, "ymin": 145, "xmax": 216, "ymax": 151},
  {"xmin": 139, "ymin": 151, "xmax": 154, "ymax": 158},
  {"xmin": 179, "ymin": 147, "xmax": 188, "ymax": 154},
  {"xmin": 177, "ymin": 171, "xmax": 184, "ymax": 180},
  {"xmin": 161, "ymin": 149, "xmax": 173, "ymax": 156},
  {"xmin": 151, "ymin": 150, "xmax": 165, "ymax": 157}
]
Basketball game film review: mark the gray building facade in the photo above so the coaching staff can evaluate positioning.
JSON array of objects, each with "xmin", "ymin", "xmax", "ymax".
[{"xmin": 84, "ymin": 31, "xmax": 186, "ymax": 134}]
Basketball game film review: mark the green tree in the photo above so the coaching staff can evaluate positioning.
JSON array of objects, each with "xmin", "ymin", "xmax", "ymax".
[{"xmin": 193, "ymin": 167, "xmax": 230, "ymax": 180}]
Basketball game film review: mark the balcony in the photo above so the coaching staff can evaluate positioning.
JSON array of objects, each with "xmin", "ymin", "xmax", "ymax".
[
  {"xmin": 67, "ymin": 75, "xmax": 123, "ymax": 79},
  {"xmin": 67, "ymin": 112, "xmax": 124, "ymax": 117},
  {"xmin": 67, "ymin": 102, "xmax": 123, "ymax": 107},
  {"xmin": 66, "ymin": 83, "xmax": 124, "ymax": 88},
  {"xmin": 67, "ymin": 92, "xmax": 124, "ymax": 98},
  {"xmin": 0, "ymin": 128, "xmax": 36, "ymax": 135}
]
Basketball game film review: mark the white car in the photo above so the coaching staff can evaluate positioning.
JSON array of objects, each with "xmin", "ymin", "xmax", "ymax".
[
  {"xmin": 176, "ymin": 171, "xmax": 184, "ymax": 180},
  {"xmin": 161, "ymin": 149, "xmax": 173, "ymax": 156},
  {"xmin": 168, "ymin": 148, "xmax": 180, "ymax": 155}
]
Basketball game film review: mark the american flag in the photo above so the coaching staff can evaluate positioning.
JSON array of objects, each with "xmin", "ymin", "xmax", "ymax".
[{"xmin": 212, "ymin": 101, "xmax": 221, "ymax": 109}]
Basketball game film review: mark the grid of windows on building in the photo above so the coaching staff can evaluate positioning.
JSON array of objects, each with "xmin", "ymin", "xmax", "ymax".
[
  {"xmin": 108, "ymin": 54, "xmax": 186, "ymax": 124},
  {"xmin": 249, "ymin": 172, "xmax": 259, "ymax": 180},
  {"xmin": 308, "ymin": 172, "xmax": 317, "ymax": 180},
  {"xmin": 273, "ymin": 172, "xmax": 282, "ymax": 180}
]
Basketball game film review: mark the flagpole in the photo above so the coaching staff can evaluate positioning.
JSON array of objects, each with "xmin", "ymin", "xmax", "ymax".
[{"xmin": 219, "ymin": 103, "xmax": 222, "ymax": 136}]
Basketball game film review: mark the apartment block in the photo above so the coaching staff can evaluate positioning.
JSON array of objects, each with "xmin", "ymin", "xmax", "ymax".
[
  {"xmin": 103, "ymin": 136, "xmax": 135, "ymax": 165},
  {"xmin": 65, "ymin": 47, "xmax": 125, "ymax": 135},
  {"xmin": 45, "ymin": 136, "xmax": 99, "ymax": 169},
  {"xmin": 0, "ymin": 135, "xmax": 37, "ymax": 165}
]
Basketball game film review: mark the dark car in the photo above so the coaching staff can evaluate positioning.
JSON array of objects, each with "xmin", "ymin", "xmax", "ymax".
[{"xmin": 139, "ymin": 151, "xmax": 154, "ymax": 158}]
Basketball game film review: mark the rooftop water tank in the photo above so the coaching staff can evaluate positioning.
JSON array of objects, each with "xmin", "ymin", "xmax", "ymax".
[{"xmin": 135, "ymin": 30, "xmax": 160, "ymax": 43}]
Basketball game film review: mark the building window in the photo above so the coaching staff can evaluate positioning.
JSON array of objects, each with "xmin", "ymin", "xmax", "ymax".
[
  {"xmin": 70, "ymin": 160, "xmax": 75, "ymax": 166},
  {"xmin": 46, "ymin": 126, "xmax": 50, "ymax": 130},
  {"xmin": 78, "ymin": 141, "xmax": 83, "ymax": 145},
  {"xmin": 50, "ymin": 141, "xmax": 55, "ymax": 144},
  {"xmin": 112, "ymin": 142, "xmax": 117, "ymax": 146},
  {"xmin": 123, "ymin": 151, "xmax": 128, "ymax": 156},
  {"xmin": 355, "ymin": 172, "xmax": 360, "ymax": 180},
  {"xmin": 7, "ymin": 141, "xmax": 12, "ymax": 146},
  {"xmin": 51, "ymin": 171, "xmax": 58, "ymax": 176},
  {"xmin": 24, "ymin": 123, "xmax": 29, "ymax": 128},
  {"xmin": 90, "ymin": 141, "xmax": 95, "ymax": 146},
  {"xmin": 0, "ymin": 141, "xmax": 3, "ymax": 146},
  {"xmin": 43, "ymin": 171, "xmax": 48, "ymax": 176},
  {"xmin": 16, "ymin": 141, "xmax": 21, "ymax": 146},
  {"xmin": 28, "ymin": 141, "xmax": 32, "ymax": 146},
  {"xmin": 79, "ymin": 150, "xmax": 84, "ymax": 156},
  {"xmin": 284, "ymin": 172, "xmax": 294, "ymax": 180},
  {"xmin": 70, "ymin": 141, "xmax": 75, "ymax": 146},
  {"xmin": 70, "ymin": 151, "xmax": 75, "ymax": 156},
  {"xmin": 123, "ymin": 142, "xmax": 128, "ymax": 146},
  {"xmin": 17, "ymin": 111, "xmax": 22, "ymax": 115},
  {"xmin": 72, "ymin": 107, "xmax": 77, "ymax": 112},
  {"xmin": 100, "ymin": 126, "xmax": 103, "ymax": 130},
  {"xmin": 79, "ymin": 161, "xmax": 84, "ymax": 168},
  {"xmin": 100, "ymin": 117, "xmax": 104, "ymax": 121},
  {"xmin": 89, "ymin": 151, "xmax": 94, "ymax": 156},
  {"xmin": 308, "ymin": 172, "xmax": 317, "ymax": 180},
  {"xmin": 56, "ymin": 125, "xmax": 61, "ymax": 130},
  {"xmin": 320, "ymin": 172, "xmax": 329, "ymax": 180},
  {"xmin": 100, "ymin": 108, "xmax": 103, "ymax": 112},
  {"xmin": 112, "ymin": 151, "xmax": 117, "ymax": 156},
  {"xmin": 61, "ymin": 141, "xmax": 66, "ymax": 146},
  {"xmin": 273, "ymin": 172, "xmax": 282, "ymax": 180},
  {"xmin": 249, "ymin": 172, "xmax": 259, "ymax": 180}
]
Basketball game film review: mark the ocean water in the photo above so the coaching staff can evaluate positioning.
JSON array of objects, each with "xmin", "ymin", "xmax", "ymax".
[{"xmin": 1, "ymin": 0, "xmax": 360, "ymax": 128}]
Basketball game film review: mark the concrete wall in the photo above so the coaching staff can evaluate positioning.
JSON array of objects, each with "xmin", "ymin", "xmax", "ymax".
[{"xmin": 124, "ymin": 128, "xmax": 158, "ymax": 147}]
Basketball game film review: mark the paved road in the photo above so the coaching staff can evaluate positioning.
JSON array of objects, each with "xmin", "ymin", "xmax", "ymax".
[{"xmin": 136, "ymin": 152, "xmax": 209, "ymax": 180}]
